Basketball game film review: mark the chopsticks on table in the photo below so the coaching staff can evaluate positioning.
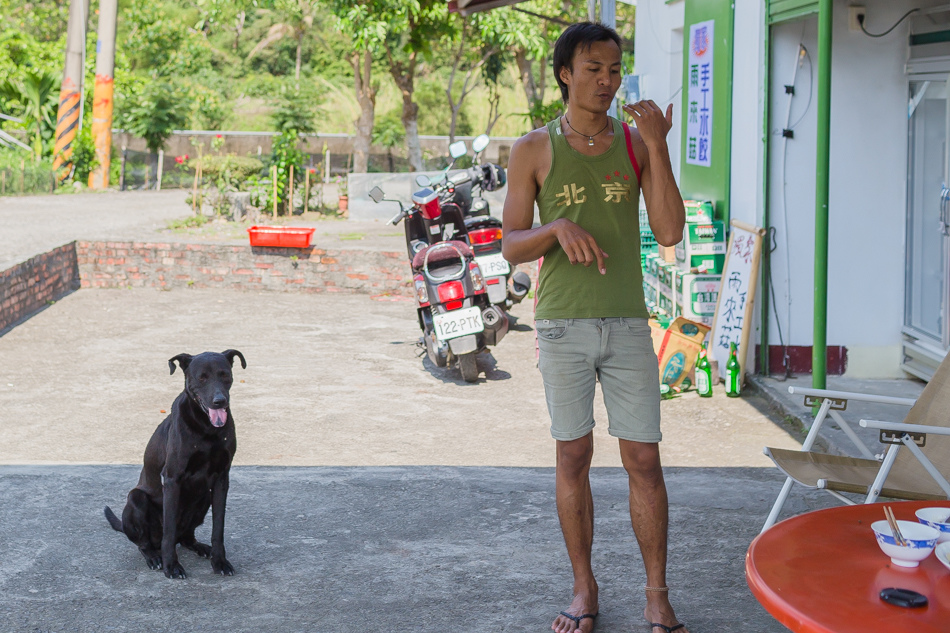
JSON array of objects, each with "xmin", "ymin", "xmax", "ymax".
[{"xmin": 884, "ymin": 506, "xmax": 907, "ymax": 546}]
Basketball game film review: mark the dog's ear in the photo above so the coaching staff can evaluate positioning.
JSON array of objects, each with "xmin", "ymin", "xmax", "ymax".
[
  {"xmin": 168, "ymin": 354, "xmax": 194, "ymax": 375},
  {"xmin": 222, "ymin": 349, "xmax": 247, "ymax": 370}
]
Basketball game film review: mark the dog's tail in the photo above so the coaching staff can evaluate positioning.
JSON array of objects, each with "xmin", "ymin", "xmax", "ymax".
[{"xmin": 104, "ymin": 506, "xmax": 123, "ymax": 532}]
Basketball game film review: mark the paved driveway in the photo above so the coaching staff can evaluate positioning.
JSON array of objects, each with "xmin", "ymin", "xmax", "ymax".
[
  {"xmin": 0, "ymin": 288, "xmax": 801, "ymax": 467},
  {"xmin": 0, "ymin": 191, "xmax": 824, "ymax": 633}
]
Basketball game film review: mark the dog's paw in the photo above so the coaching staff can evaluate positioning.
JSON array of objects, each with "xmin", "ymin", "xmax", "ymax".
[
  {"xmin": 186, "ymin": 541, "xmax": 212, "ymax": 558},
  {"xmin": 211, "ymin": 558, "xmax": 234, "ymax": 576},
  {"xmin": 146, "ymin": 556, "xmax": 163, "ymax": 571},
  {"xmin": 163, "ymin": 561, "xmax": 187, "ymax": 579}
]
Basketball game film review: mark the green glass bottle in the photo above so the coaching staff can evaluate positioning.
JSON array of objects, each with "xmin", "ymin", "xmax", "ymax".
[
  {"xmin": 696, "ymin": 342, "xmax": 713, "ymax": 398},
  {"xmin": 726, "ymin": 342, "xmax": 741, "ymax": 398}
]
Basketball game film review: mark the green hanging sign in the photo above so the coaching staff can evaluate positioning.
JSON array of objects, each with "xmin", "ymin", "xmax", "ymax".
[{"xmin": 680, "ymin": 0, "xmax": 735, "ymax": 223}]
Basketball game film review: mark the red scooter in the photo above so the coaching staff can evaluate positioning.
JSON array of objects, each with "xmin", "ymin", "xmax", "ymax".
[{"xmin": 369, "ymin": 176, "xmax": 508, "ymax": 382}]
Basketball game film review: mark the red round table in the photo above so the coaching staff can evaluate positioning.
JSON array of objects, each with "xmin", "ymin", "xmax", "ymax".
[{"xmin": 746, "ymin": 500, "xmax": 950, "ymax": 633}]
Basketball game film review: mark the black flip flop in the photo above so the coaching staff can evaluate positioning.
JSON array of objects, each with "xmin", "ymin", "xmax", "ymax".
[
  {"xmin": 650, "ymin": 624, "xmax": 685, "ymax": 633},
  {"xmin": 559, "ymin": 611, "xmax": 598, "ymax": 629}
]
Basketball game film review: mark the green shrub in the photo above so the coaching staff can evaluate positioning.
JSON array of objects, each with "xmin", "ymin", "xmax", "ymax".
[
  {"xmin": 70, "ymin": 126, "xmax": 99, "ymax": 184},
  {"xmin": 188, "ymin": 154, "xmax": 264, "ymax": 190}
]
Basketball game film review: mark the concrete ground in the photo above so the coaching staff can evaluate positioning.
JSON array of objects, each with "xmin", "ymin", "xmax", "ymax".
[
  {"xmin": 0, "ymin": 289, "xmax": 803, "ymax": 468},
  {"xmin": 0, "ymin": 190, "xmax": 845, "ymax": 632},
  {"xmin": 0, "ymin": 464, "xmax": 831, "ymax": 633}
]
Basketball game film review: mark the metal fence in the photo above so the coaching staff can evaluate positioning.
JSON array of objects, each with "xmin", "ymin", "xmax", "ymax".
[
  {"xmin": 0, "ymin": 163, "xmax": 56, "ymax": 196},
  {"xmin": 116, "ymin": 149, "xmax": 420, "ymax": 190}
]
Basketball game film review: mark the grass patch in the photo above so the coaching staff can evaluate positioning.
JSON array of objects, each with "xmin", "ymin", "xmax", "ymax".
[
  {"xmin": 167, "ymin": 215, "xmax": 209, "ymax": 230},
  {"xmin": 338, "ymin": 232, "xmax": 366, "ymax": 241}
]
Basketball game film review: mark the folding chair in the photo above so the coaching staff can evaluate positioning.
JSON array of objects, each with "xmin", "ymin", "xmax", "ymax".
[{"xmin": 761, "ymin": 354, "xmax": 950, "ymax": 532}]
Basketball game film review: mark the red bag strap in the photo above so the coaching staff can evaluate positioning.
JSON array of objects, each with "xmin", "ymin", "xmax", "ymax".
[{"xmin": 622, "ymin": 122, "xmax": 642, "ymax": 182}]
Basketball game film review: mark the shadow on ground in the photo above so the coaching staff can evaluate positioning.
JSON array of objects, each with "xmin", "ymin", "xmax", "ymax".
[{"xmin": 0, "ymin": 465, "xmax": 835, "ymax": 632}]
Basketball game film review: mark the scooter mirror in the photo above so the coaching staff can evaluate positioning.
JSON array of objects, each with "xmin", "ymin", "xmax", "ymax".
[
  {"xmin": 448, "ymin": 170, "xmax": 471, "ymax": 185},
  {"xmin": 415, "ymin": 174, "xmax": 431, "ymax": 188},
  {"xmin": 449, "ymin": 140, "xmax": 467, "ymax": 159},
  {"xmin": 472, "ymin": 134, "xmax": 490, "ymax": 154},
  {"xmin": 369, "ymin": 186, "xmax": 385, "ymax": 203}
]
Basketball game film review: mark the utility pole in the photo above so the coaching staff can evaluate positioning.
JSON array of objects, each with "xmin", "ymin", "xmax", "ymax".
[
  {"xmin": 52, "ymin": 0, "xmax": 89, "ymax": 181},
  {"xmin": 89, "ymin": 0, "xmax": 117, "ymax": 189}
]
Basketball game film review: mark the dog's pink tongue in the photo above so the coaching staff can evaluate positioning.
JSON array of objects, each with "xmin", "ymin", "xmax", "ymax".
[{"xmin": 209, "ymin": 408, "xmax": 228, "ymax": 427}]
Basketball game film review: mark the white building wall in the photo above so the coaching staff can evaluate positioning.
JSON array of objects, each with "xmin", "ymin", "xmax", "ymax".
[
  {"xmin": 633, "ymin": 0, "xmax": 685, "ymax": 183},
  {"xmin": 635, "ymin": 0, "xmax": 918, "ymax": 378},
  {"xmin": 729, "ymin": 0, "xmax": 767, "ymax": 229},
  {"xmin": 767, "ymin": 0, "xmax": 910, "ymax": 377}
]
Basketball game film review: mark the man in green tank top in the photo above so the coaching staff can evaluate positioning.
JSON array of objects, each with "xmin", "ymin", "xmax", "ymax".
[{"xmin": 502, "ymin": 22, "xmax": 687, "ymax": 633}]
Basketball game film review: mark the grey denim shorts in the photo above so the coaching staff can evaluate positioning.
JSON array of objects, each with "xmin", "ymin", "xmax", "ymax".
[{"xmin": 535, "ymin": 317, "xmax": 661, "ymax": 443}]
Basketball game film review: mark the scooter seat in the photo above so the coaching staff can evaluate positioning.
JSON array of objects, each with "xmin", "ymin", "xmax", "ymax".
[
  {"xmin": 464, "ymin": 215, "xmax": 501, "ymax": 229},
  {"xmin": 411, "ymin": 240, "xmax": 473, "ymax": 273}
]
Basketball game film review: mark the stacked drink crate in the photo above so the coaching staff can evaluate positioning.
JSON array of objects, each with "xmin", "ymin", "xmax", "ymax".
[
  {"xmin": 641, "ymin": 200, "xmax": 725, "ymax": 327},
  {"xmin": 640, "ymin": 203, "xmax": 659, "ymax": 312}
]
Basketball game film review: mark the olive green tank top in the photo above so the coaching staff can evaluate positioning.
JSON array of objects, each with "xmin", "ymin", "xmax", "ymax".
[{"xmin": 535, "ymin": 117, "xmax": 648, "ymax": 319}]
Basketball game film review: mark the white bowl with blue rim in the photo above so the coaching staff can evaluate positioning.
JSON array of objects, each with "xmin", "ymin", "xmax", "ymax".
[
  {"xmin": 915, "ymin": 507, "xmax": 950, "ymax": 543},
  {"xmin": 871, "ymin": 519, "xmax": 939, "ymax": 567},
  {"xmin": 935, "ymin": 542, "xmax": 950, "ymax": 572}
]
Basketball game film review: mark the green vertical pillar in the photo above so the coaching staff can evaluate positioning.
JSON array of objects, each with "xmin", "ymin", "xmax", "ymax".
[{"xmin": 813, "ymin": 0, "xmax": 832, "ymax": 389}]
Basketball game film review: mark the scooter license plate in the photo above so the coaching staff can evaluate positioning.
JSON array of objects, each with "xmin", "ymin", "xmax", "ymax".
[
  {"xmin": 433, "ymin": 306, "xmax": 484, "ymax": 342},
  {"xmin": 476, "ymin": 253, "xmax": 510, "ymax": 276}
]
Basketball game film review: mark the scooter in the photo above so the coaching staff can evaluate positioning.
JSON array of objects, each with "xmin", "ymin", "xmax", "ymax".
[
  {"xmin": 369, "ymin": 180, "xmax": 508, "ymax": 383},
  {"xmin": 416, "ymin": 135, "xmax": 531, "ymax": 310}
]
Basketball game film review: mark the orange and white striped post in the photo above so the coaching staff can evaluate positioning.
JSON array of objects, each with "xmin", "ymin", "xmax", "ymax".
[
  {"xmin": 89, "ymin": 0, "xmax": 117, "ymax": 189},
  {"xmin": 52, "ymin": 0, "xmax": 88, "ymax": 181}
]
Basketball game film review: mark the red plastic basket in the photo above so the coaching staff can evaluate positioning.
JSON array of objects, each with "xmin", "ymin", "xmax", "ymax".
[{"xmin": 247, "ymin": 226, "xmax": 316, "ymax": 248}]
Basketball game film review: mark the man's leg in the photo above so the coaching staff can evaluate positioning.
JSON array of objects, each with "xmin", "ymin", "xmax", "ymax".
[
  {"xmin": 619, "ymin": 439, "xmax": 689, "ymax": 633},
  {"xmin": 552, "ymin": 432, "xmax": 598, "ymax": 633}
]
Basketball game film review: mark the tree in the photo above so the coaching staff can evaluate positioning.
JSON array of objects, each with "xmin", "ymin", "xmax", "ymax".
[
  {"xmin": 498, "ymin": 5, "xmax": 556, "ymax": 130},
  {"xmin": 374, "ymin": 0, "xmax": 451, "ymax": 172},
  {"xmin": 194, "ymin": 0, "xmax": 255, "ymax": 53},
  {"xmin": 442, "ymin": 11, "xmax": 506, "ymax": 142},
  {"xmin": 0, "ymin": 70, "xmax": 58, "ymax": 157},
  {"xmin": 270, "ymin": 83, "xmax": 319, "ymax": 134},
  {"xmin": 119, "ymin": 81, "xmax": 191, "ymax": 180},
  {"xmin": 371, "ymin": 111, "xmax": 404, "ymax": 172},
  {"xmin": 246, "ymin": 0, "xmax": 321, "ymax": 83},
  {"xmin": 328, "ymin": 1, "xmax": 386, "ymax": 173}
]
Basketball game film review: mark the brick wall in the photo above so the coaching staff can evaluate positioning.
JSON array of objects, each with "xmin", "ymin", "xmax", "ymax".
[
  {"xmin": 0, "ymin": 242, "xmax": 80, "ymax": 332},
  {"xmin": 76, "ymin": 241, "xmax": 415, "ymax": 296},
  {"xmin": 2, "ymin": 241, "xmax": 540, "ymax": 336}
]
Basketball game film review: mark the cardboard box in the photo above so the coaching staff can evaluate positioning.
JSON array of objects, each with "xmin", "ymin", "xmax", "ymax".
[
  {"xmin": 643, "ymin": 279, "xmax": 658, "ymax": 309},
  {"xmin": 658, "ymin": 243, "xmax": 677, "ymax": 263},
  {"xmin": 643, "ymin": 253, "xmax": 659, "ymax": 287},
  {"xmin": 657, "ymin": 262, "xmax": 675, "ymax": 297},
  {"xmin": 652, "ymin": 317, "xmax": 711, "ymax": 388},
  {"xmin": 658, "ymin": 288, "xmax": 674, "ymax": 316},
  {"xmin": 675, "ymin": 221, "xmax": 726, "ymax": 273},
  {"xmin": 683, "ymin": 199, "xmax": 715, "ymax": 223},
  {"xmin": 674, "ymin": 273, "xmax": 721, "ymax": 326}
]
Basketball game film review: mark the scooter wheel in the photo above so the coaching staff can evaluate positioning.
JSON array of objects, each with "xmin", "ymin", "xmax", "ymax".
[
  {"xmin": 426, "ymin": 331, "xmax": 447, "ymax": 367},
  {"xmin": 459, "ymin": 352, "xmax": 479, "ymax": 383}
]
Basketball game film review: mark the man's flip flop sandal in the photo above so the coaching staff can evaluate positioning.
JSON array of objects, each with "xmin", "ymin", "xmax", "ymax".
[
  {"xmin": 559, "ymin": 611, "xmax": 598, "ymax": 628},
  {"xmin": 650, "ymin": 624, "xmax": 685, "ymax": 632}
]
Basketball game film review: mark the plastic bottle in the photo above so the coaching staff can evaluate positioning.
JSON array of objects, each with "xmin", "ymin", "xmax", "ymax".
[
  {"xmin": 696, "ymin": 342, "xmax": 713, "ymax": 398},
  {"xmin": 726, "ymin": 342, "xmax": 741, "ymax": 398}
]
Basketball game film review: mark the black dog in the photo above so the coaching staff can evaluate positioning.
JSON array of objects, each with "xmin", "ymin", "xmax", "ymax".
[{"xmin": 105, "ymin": 350, "xmax": 246, "ymax": 578}]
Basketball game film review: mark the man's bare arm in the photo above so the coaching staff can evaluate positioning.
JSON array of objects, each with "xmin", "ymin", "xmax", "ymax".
[
  {"xmin": 502, "ymin": 132, "xmax": 608, "ymax": 274},
  {"xmin": 623, "ymin": 101, "xmax": 685, "ymax": 246}
]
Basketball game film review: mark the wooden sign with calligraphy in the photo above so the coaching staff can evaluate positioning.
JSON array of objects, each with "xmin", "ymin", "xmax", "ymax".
[{"xmin": 710, "ymin": 220, "xmax": 766, "ymax": 385}]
